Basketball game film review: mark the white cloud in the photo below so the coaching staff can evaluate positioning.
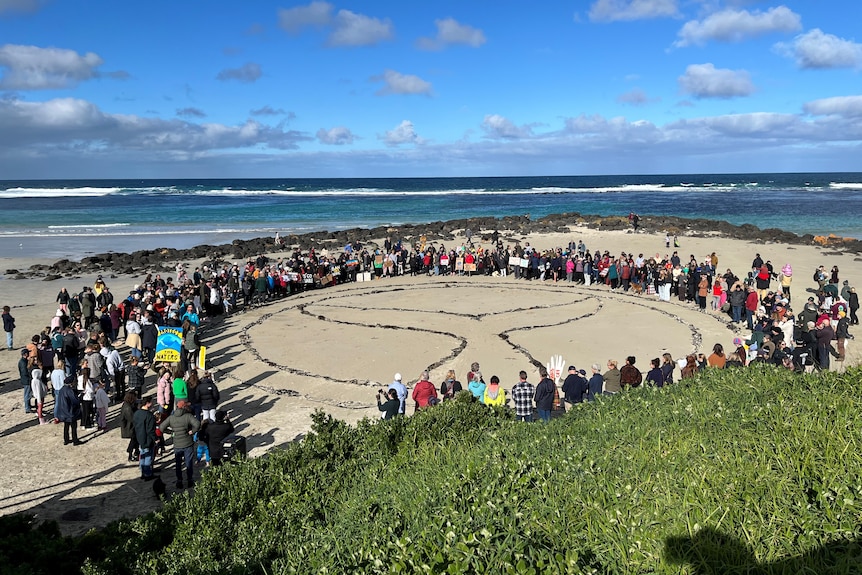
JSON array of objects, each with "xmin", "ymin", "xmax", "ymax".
[
  {"xmin": 589, "ymin": 0, "xmax": 678, "ymax": 23},
  {"xmin": 251, "ymin": 106, "xmax": 289, "ymax": 116},
  {"xmin": 0, "ymin": 0, "xmax": 41, "ymax": 13},
  {"xmin": 372, "ymin": 69, "xmax": 432, "ymax": 96},
  {"xmin": 328, "ymin": 9, "xmax": 393, "ymax": 47},
  {"xmin": 381, "ymin": 120, "xmax": 421, "ymax": 146},
  {"xmin": 675, "ymin": 6, "xmax": 801, "ymax": 47},
  {"xmin": 216, "ymin": 62, "xmax": 262, "ymax": 83},
  {"xmin": 804, "ymin": 95, "xmax": 862, "ymax": 118},
  {"xmin": 278, "ymin": 1, "xmax": 333, "ymax": 34},
  {"xmin": 481, "ymin": 114, "xmax": 534, "ymax": 139},
  {"xmin": 416, "ymin": 18, "xmax": 486, "ymax": 51},
  {"xmin": 177, "ymin": 107, "xmax": 206, "ymax": 118},
  {"xmin": 0, "ymin": 44, "xmax": 103, "ymax": 90},
  {"xmin": 0, "ymin": 97, "xmax": 311, "ymax": 151},
  {"xmin": 316, "ymin": 126, "xmax": 355, "ymax": 145},
  {"xmin": 775, "ymin": 29, "xmax": 862, "ymax": 69},
  {"xmin": 678, "ymin": 63, "xmax": 754, "ymax": 99},
  {"xmin": 617, "ymin": 88, "xmax": 658, "ymax": 106}
]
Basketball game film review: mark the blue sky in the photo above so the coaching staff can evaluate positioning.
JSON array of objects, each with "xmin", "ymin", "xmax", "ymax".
[{"xmin": 1, "ymin": 0, "xmax": 861, "ymax": 178}]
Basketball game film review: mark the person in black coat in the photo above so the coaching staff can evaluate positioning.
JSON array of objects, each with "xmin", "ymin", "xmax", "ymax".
[
  {"xmin": 201, "ymin": 410, "xmax": 235, "ymax": 466},
  {"xmin": 55, "ymin": 378, "xmax": 83, "ymax": 445},
  {"xmin": 533, "ymin": 367, "xmax": 556, "ymax": 422},
  {"xmin": 561, "ymin": 366, "xmax": 587, "ymax": 405},
  {"xmin": 195, "ymin": 372, "xmax": 221, "ymax": 421}
]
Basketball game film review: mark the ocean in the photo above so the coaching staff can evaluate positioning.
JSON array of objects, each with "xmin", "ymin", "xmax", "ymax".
[{"xmin": 1, "ymin": 172, "xmax": 860, "ymax": 260}]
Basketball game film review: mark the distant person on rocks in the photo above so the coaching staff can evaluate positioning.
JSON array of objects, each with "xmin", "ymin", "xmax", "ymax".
[
  {"xmin": 160, "ymin": 400, "xmax": 201, "ymax": 489},
  {"xmin": 387, "ymin": 373, "xmax": 408, "ymax": 415},
  {"xmin": 134, "ymin": 396, "xmax": 158, "ymax": 481},
  {"xmin": 533, "ymin": 366, "xmax": 556, "ymax": 422},
  {"xmin": 411, "ymin": 370, "xmax": 437, "ymax": 410},
  {"xmin": 511, "ymin": 370, "xmax": 535, "ymax": 422},
  {"xmin": 619, "ymin": 356, "xmax": 642, "ymax": 388}
]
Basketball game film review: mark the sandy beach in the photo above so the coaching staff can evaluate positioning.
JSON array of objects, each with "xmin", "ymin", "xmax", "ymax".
[{"xmin": 0, "ymin": 224, "xmax": 858, "ymax": 536}]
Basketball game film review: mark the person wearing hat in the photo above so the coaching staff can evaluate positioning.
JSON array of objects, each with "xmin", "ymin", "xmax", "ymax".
[
  {"xmin": 835, "ymin": 311, "xmax": 851, "ymax": 361},
  {"xmin": 55, "ymin": 374, "xmax": 83, "ymax": 445},
  {"xmin": 159, "ymin": 399, "xmax": 201, "ymax": 489},
  {"xmin": 561, "ymin": 365, "xmax": 587, "ymax": 405},
  {"xmin": 587, "ymin": 364, "xmax": 605, "ymax": 401},
  {"xmin": 389, "ymin": 373, "xmax": 407, "ymax": 415}
]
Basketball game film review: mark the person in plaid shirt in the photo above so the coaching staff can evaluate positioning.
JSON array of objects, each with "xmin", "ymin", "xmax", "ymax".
[{"xmin": 510, "ymin": 370, "xmax": 534, "ymax": 422}]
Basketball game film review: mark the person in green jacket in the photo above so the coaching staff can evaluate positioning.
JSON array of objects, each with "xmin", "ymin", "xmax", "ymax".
[
  {"xmin": 172, "ymin": 365, "xmax": 188, "ymax": 402},
  {"xmin": 159, "ymin": 400, "xmax": 200, "ymax": 489}
]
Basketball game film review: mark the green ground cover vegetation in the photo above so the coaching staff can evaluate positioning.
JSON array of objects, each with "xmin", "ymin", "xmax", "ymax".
[{"xmin": 6, "ymin": 365, "xmax": 862, "ymax": 574}]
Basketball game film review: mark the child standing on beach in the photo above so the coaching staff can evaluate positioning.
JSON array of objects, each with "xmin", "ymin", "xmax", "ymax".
[
  {"xmin": 30, "ymin": 359, "xmax": 47, "ymax": 424},
  {"xmin": 2, "ymin": 306, "xmax": 15, "ymax": 350},
  {"xmin": 94, "ymin": 381, "xmax": 110, "ymax": 431}
]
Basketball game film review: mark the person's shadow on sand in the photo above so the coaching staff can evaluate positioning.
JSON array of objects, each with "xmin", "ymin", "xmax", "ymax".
[{"xmin": 664, "ymin": 526, "xmax": 862, "ymax": 574}]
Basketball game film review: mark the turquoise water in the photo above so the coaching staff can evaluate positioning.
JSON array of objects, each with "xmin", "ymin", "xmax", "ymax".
[{"xmin": 0, "ymin": 173, "xmax": 860, "ymax": 259}]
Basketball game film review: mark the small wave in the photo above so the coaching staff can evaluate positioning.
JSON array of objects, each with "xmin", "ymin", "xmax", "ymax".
[
  {"xmin": 48, "ymin": 223, "xmax": 131, "ymax": 230},
  {"xmin": 830, "ymin": 182, "xmax": 862, "ymax": 190},
  {"xmin": 0, "ymin": 186, "xmax": 121, "ymax": 198}
]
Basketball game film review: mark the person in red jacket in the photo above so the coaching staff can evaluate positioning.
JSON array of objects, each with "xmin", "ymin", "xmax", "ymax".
[
  {"xmin": 745, "ymin": 285, "xmax": 759, "ymax": 331},
  {"xmin": 411, "ymin": 370, "xmax": 438, "ymax": 411}
]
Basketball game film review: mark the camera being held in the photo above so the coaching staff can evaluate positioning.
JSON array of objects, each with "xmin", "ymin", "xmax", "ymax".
[{"xmin": 376, "ymin": 388, "xmax": 400, "ymax": 420}]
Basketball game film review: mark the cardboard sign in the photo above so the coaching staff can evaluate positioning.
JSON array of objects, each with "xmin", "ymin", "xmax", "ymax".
[{"xmin": 155, "ymin": 326, "xmax": 183, "ymax": 363}]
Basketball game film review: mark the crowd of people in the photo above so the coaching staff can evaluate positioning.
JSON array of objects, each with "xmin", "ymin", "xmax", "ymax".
[{"xmin": 4, "ymin": 234, "xmax": 857, "ymax": 485}]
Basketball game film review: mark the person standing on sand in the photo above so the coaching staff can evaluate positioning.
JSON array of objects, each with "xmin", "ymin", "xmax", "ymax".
[
  {"xmin": 160, "ymin": 400, "xmax": 200, "ymax": 489},
  {"xmin": 587, "ymin": 365, "xmax": 605, "ymax": 401},
  {"xmin": 533, "ymin": 366, "xmax": 556, "ymax": 422},
  {"xmin": 511, "ymin": 370, "xmax": 535, "ymax": 422},
  {"xmin": 603, "ymin": 360, "xmax": 622, "ymax": 394},
  {"xmin": 134, "ymin": 396, "xmax": 158, "ymax": 481},
  {"xmin": 30, "ymin": 359, "xmax": 47, "ymax": 425},
  {"xmin": 411, "ymin": 371, "xmax": 437, "ymax": 410},
  {"xmin": 619, "ymin": 356, "xmax": 642, "ymax": 388},
  {"xmin": 2, "ymin": 305, "xmax": 15, "ymax": 350},
  {"xmin": 55, "ymin": 376, "xmax": 83, "ymax": 445},
  {"xmin": 388, "ymin": 373, "xmax": 408, "ymax": 415},
  {"xmin": 19, "ymin": 349, "xmax": 32, "ymax": 412}
]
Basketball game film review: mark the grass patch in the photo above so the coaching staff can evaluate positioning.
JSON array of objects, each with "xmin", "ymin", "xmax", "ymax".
[{"xmin": 6, "ymin": 366, "xmax": 862, "ymax": 573}]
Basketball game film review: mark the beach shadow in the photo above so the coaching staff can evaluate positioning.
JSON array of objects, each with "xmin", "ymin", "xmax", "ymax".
[
  {"xmin": 664, "ymin": 526, "xmax": 862, "ymax": 573},
  {"xmin": 220, "ymin": 393, "xmax": 278, "ymax": 422},
  {"xmin": 244, "ymin": 427, "xmax": 280, "ymax": 452}
]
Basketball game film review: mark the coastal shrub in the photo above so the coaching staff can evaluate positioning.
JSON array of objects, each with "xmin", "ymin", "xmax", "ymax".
[{"xmin": 69, "ymin": 366, "xmax": 862, "ymax": 573}]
